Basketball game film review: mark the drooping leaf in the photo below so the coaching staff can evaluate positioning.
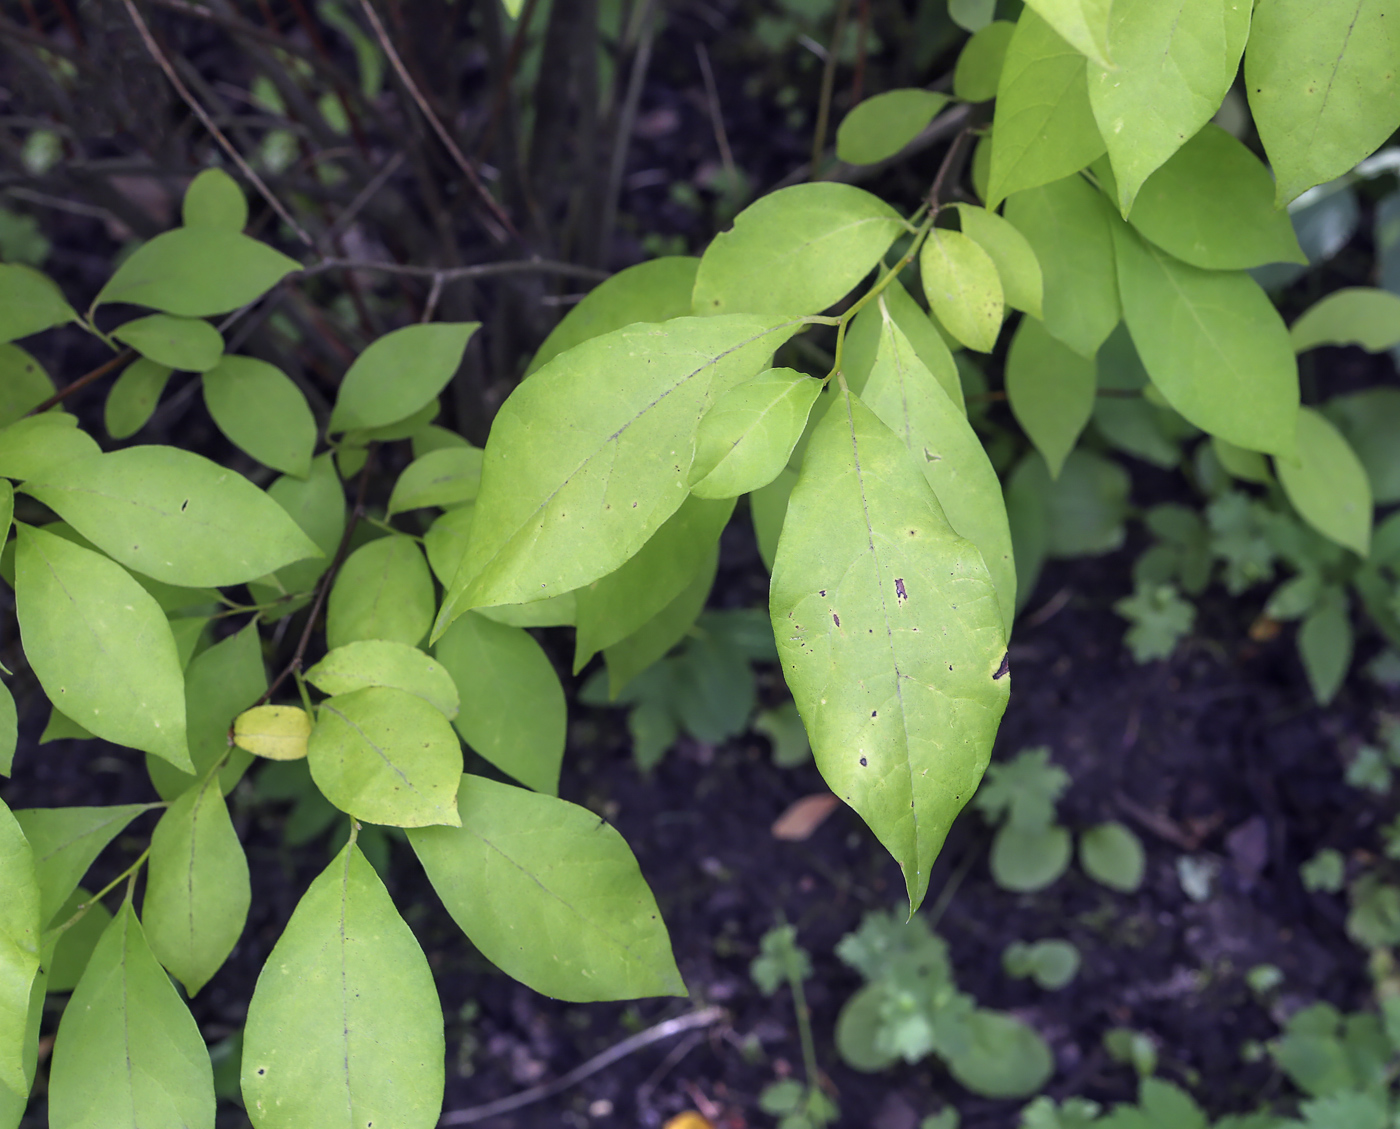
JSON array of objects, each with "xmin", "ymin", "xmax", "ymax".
[
  {"xmin": 692, "ymin": 184, "xmax": 905, "ymax": 316},
  {"xmin": 1246, "ymin": 0, "xmax": 1400, "ymax": 205},
  {"xmin": 919, "ymin": 229, "xmax": 1004, "ymax": 352},
  {"xmin": 16, "ymin": 526, "xmax": 190, "ymax": 768},
  {"xmin": 181, "ymin": 168, "xmax": 247, "ymax": 231},
  {"xmin": 1299, "ymin": 585, "xmax": 1353, "ymax": 705},
  {"xmin": 94, "ymin": 227, "xmax": 299, "ymax": 316},
  {"xmin": 862, "ymin": 302, "xmax": 1017, "ymax": 635},
  {"xmin": 202, "ymin": 355, "xmax": 316, "ymax": 478},
  {"xmin": 843, "ymin": 279, "xmax": 965, "ymax": 408},
  {"xmin": 771, "ymin": 385, "xmax": 1009, "ymax": 910},
  {"xmin": 1113, "ymin": 224, "xmax": 1298, "ymax": 455},
  {"xmin": 111, "ymin": 314, "xmax": 224, "ymax": 373},
  {"xmin": 1021, "ymin": 0, "xmax": 1114, "ymax": 67},
  {"xmin": 48, "ymin": 903, "xmax": 215, "ymax": 1129},
  {"xmin": 954, "ymin": 20, "xmax": 1018, "ymax": 102},
  {"xmin": 305, "ymin": 640, "xmax": 458, "ymax": 720},
  {"xmin": 409, "ymin": 774, "xmax": 685, "ymax": 1001},
  {"xmin": 143, "ymin": 779, "xmax": 250, "ymax": 995},
  {"xmin": 0, "ymin": 412, "xmax": 99, "ymax": 480},
  {"xmin": 12, "ymin": 805, "xmax": 152, "ymax": 927},
  {"xmin": 0, "ymin": 799, "xmax": 40, "ymax": 1094},
  {"xmin": 987, "ymin": 10, "xmax": 1107, "ymax": 208},
  {"xmin": 1079, "ymin": 821, "xmax": 1146, "ymax": 891},
  {"xmin": 308, "ymin": 687, "xmax": 462, "ymax": 827},
  {"xmin": 328, "ymin": 323, "xmax": 478, "ymax": 433},
  {"xmin": 603, "ymin": 545, "xmax": 719, "ymax": 697},
  {"xmin": 690, "ymin": 369, "xmax": 821, "ymax": 499},
  {"xmin": 957, "ymin": 205, "xmax": 1044, "ymax": 318},
  {"xmin": 1005, "ymin": 315, "xmax": 1096, "ymax": 478},
  {"xmin": 1003, "ymin": 174, "xmax": 1120, "ymax": 357},
  {"xmin": 240, "ymin": 844, "xmax": 444, "ymax": 1129},
  {"xmin": 326, "ymin": 534, "xmax": 435, "ymax": 649},
  {"xmin": 23, "ymin": 447, "xmax": 322, "ymax": 587},
  {"xmin": 0, "ymin": 264, "xmax": 76, "ymax": 344},
  {"xmin": 1290, "ymin": 287, "xmax": 1400, "ymax": 353},
  {"xmin": 434, "ymin": 613, "xmax": 565, "ymax": 795},
  {"xmin": 1086, "ymin": 0, "xmax": 1251, "ymax": 214},
  {"xmin": 527, "ymin": 258, "xmax": 699, "ymax": 376},
  {"xmin": 436, "ymin": 316, "xmax": 798, "ymax": 630},
  {"xmin": 835, "ymin": 90, "xmax": 949, "ymax": 165},
  {"xmin": 1123, "ymin": 125, "xmax": 1306, "ymax": 270},
  {"xmin": 1275, "ymin": 407, "xmax": 1372, "ymax": 557},
  {"xmin": 105, "ymin": 358, "xmax": 173, "ymax": 440},
  {"xmin": 232, "ymin": 706, "xmax": 312, "ymax": 761},
  {"xmin": 386, "ymin": 447, "xmax": 483, "ymax": 515}
]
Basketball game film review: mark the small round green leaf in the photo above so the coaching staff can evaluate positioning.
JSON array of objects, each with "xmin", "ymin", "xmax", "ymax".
[
  {"xmin": 834, "ymin": 983, "xmax": 900, "ymax": 1073},
  {"xmin": 1275, "ymin": 407, "xmax": 1372, "ymax": 557},
  {"xmin": 954, "ymin": 21, "xmax": 1016, "ymax": 102},
  {"xmin": 836, "ymin": 89, "xmax": 948, "ymax": 166},
  {"xmin": 1006, "ymin": 315, "xmax": 1095, "ymax": 478},
  {"xmin": 920, "ymin": 228, "xmax": 1003, "ymax": 352},
  {"xmin": 202, "ymin": 355, "xmax": 316, "ymax": 478},
  {"xmin": 105, "ymin": 358, "xmax": 173, "ymax": 440},
  {"xmin": 181, "ymin": 168, "xmax": 248, "ymax": 231},
  {"xmin": 946, "ymin": 1010, "xmax": 1054, "ymax": 1099},
  {"xmin": 305, "ymin": 639, "xmax": 459, "ymax": 720},
  {"xmin": 1290, "ymin": 288, "xmax": 1400, "ymax": 354},
  {"xmin": 326, "ymin": 534, "xmax": 435, "ymax": 649},
  {"xmin": 990, "ymin": 824, "xmax": 1071, "ymax": 892},
  {"xmin": 328, "ymin": 323, "xmax": 478, "ymax": 433},
  {"xmin": 1079, "ymin": 821, "xmax": 1146, "ymax": 892},
  {"xmin": 111, "ymin": 313, "xmax": 223, "ymax": 372},
  {"xmin": 386, "ymin": 447, "xmax": 483, "ymax": 515}
]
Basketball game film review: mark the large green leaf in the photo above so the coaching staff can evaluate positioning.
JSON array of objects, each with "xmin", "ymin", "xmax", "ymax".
[
  {"xmin": 111, "ymin": 314, "xmax": 224, "ymax": 373},
  {"xmin": 1276, "ymin": 407, "xmax": 1372, "ymax": 557},
  {"xmin": 1122, "ymin": 125, "xmax": 1305, "ymax": 270},
  {"xmin": 1022, "ymin": 0, "xmax": 1114, "ymax": 66},
  {"xmin": 690, "ymin": 369, "xmax": 821, "ymax": 499},
  {"xmin": 1246, "ymin": 0, "xmax": 1400, "ymax": 205},
  {"xmin": 920, "ymin": 229, "xmax": 1004, "ymax": 353},
  {"xmin": 181, "ymin": 168, "xmax": 248, "ymax": 231},
  {"xmin": 23, "ymin": 447, "xmax": 322, "ymax": 587},
  {"xmin": 0, "ymin": 265, "xmax": 75, "ymax": 344},
  {"xmin": 527, "ymin": 258, "xmax": 700, "ymax": 376},
  {"xmin": 305, "ymin": 640, "xmax": 459, "ymax": 720},
  {"xmin": 862, "ymin": 302, "xmax": 1016, "ymax": 635},
  {"xmin": 408, "ymin": 774, "xmax": 685, "ymax": 1001},
  {"xmin": 0, "ymin": 800, "xmax": 39, "ymax": 1095},
  {"xmin": 434, "ymin": 613, "xmax": 565, "ymax": 795},
  {"xmin": 241, "ymin": 844, "xmax": 444, "ymax": 1129},
  {"xmin": 692, "ymin": 184, "xmax": 905, "ymax": 316},
  {"xmin": 12, "ymin": 805, "xmax": 153, "ymax": 927},
  {"xmin": 1290, "ymin": 288, "xmax": 1400, "ymax": 353},
  {"xmin": 1086, "ymin": 0, "xmax": 1251, "ymax": 214},
  {"xmin": 435, "ymin": 316, "xmax": 798, "ymax": 632},
  {"xmin": 143, "ymin": 779, "xmax": 249, "ymax": 995},
  {"xmin": 574, "ymin": 494, "xmax": 736, "ymax": 669},
  {"xmin": 0, "ymin": 412, "xmax": 99, "ymax": 480},
  {"xmin": 1003, "ymin": 174, "xmax": 1120, "ymax": 357},
  {"xmin": 105, "ymin": 358, "xmax": 172, "ymax": 440},
  {"xmin": 958, "ymin": 205, "xmax": 1044, "ymax": 318},
  {"xmin": 326, "ymin": 534, "xmax": 435, "ymax": 649},
  {"xmin": 328, "ymin": 323, "xmax": 478, "ymax": 433},
  {"xmin": 308, "ymin": 687, "xmax": 462, "ymax": 827},
  {"xmin": 835, "ymin": 90, "xmax": 949, "ymax": 165},
  {"xmin": 1113, "ymin": 224, "xmax": 1298, "ymax": 455},
  {"xmin": 16, "ymin": 526, "xmax": 190, "ymax": 768},
  {"xmin": 386, "ymin": 447, "xmax": 483, "ymax": 515},
  {"xmin": 771, "ymin": 386, "xmax": 1009, "ymax": 910},
  {"xmin": 987, "ymin": 10, "xmax": 1107, "ymax": 208},
  {"xmin": 202, "ymin": 355, "xmax": 316, "ymax": 478},
  {"xmin": 603, "ymin": 545, "xmax": 719, "ymax": 697},
  {"xmin": 1005, "ymin": 315, "xmax": 1096, "ymax": 478},
  {"xmin": 94, "ymin": 227, "xmax": 299, "ymax": 317}
]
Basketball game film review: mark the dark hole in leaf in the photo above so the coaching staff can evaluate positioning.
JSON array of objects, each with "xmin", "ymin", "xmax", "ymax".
[
  {"xmin": 994, "ymin": 653, "xmax": 1011, "ymax": 680},
  {"xmin": 860, "ymin": 757, "xmax": 867, "ymax": 766}
]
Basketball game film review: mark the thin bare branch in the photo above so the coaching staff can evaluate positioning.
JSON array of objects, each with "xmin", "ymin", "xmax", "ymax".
[
  {"xmin": 598, "ymin": 0, "xmax": 656, "ymax": 265},
  {"xmin": 695, "ymin": 41, "xmax": 735, "ymax": 180},
  {"xmin": 301, "ymin": 257, "xmax": 608, "ymax": 283}
]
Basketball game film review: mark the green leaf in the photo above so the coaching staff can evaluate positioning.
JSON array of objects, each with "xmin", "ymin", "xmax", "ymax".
[
  {"xmin": 752, "ymin": 466, "xmax": 797, "ymax": 573},
  {"xmin": 258, "ymin": 452, "xmax": 346, "ymax": 598},
  {"xmin": 422, "ymin": 506, "xmax": 475, "ymax": 588},
  {"xmin": 1299, "ymin": 586, "xmax": 1354, "ymax": 705},
  {"xmin": 692, "ymin": 184, "xmax": 905, "ymax": 316},
  {"xmin": 13, "ymin": 805, "xmax": 152, "ymax": 926},
  {"xmin": 409, "ymin": 773, "xmax": 685, "ymax": 1001},
  {"xmin": 104, "ymin": 358, "xmax": 172, "ymax": 440},
  {"xmin": 386, "ymin": 447, "xmax": 483, "ymax": 515},
  {"xmin": 0, "ymin": 264, "xmax": 76, "ymax": 344},
  {"xmin": 1086, "ymin": 0, "xmax": 1251, "ymax": 215},
  {"xmin": 1290, "ymin": 287, "xmax": 1400, "ymax": 353},
  {"xmin": 574, "ymin": 495, "xmax": 735, "ymax": 670},
  {"xmin": 111, "ymin": 314, "xmax": 223, "ymax": 373},
  {"xmin": 306, "ymin": 640, "xmax": 459, "ymax": 720},
  {"xmin": 46, "ymin": 888, "xmax": 112, "ymax": 992},
  {"xmin": 669, "ymin": 630, "xmax": 756, "ymax": 743},
  {"xmin": 991, "ymin": 823, "xmax": 1072, "ymax": 890},
  {"xmin": 1045, "ymin": 448, "xmax": 1130, "ymax": 556},
  {"xmin": 1022, "ymin": 0, "xmax": 1114, "ymax": 67},
  {"xmin": 48, "ymin": 903, "xmax": 215, "ymax": 1129},
  {"xmin": 958, "ymin": 205, "xmax": 1044, "ymax": 318},
  {"xmin": 954, "ymin": 21, "xmax": 1017, "ymax": 102},
  {"xmin": 1122, "ymin": 125, "xmax": 1306, "ymax": 270},
  {"xmin": 23, "ymin": 447, "xmax": 323, "ymax": 587},
  {"xmin": 326, "ymin": 534, "xmax": 435, "ymax": 649},
  {"xmin": 0, "ymin": 799, "xmax": 40, "ymax": 1094},
  {"xmin": 1276, "ymin": 407, "xmax": 1372, "ymax": 556},
  {"xmin": 1003, "ymin": 174, "xmax": 1121, "ymax": 357},
  {"xmin": 143, "ymin": 779, "xmax": 249, "ymax": 995},
  {"xmin": 16, "ymin": 526, "xmax": 190, "ymax": 768},
  {"xmin": 0, "ymin": 411, "xmax": 99, "ymax": 480},
  {"xmin": 987, "ymin": 10, "xmax": 1107, "ymax": 208},
  {"xmin": 94, "ymin": 227, "xmax": 300, "ymax": 316},
  {"xmin": 1113, "ymin": 224, "xmax": 1299, "ymax": 455},
  {"xmin": 920, "ymin": 229, "xmax": 1003, "ymax": 352},
  {"xmin": 181, "ymin": 168, "xmax": 247, "ymax": 231},
  {"xmin": 0, "ymin": 344, "xmax": 56, "ymax": 427},
  {"xmin": 436, "ymin": 316, "xmax": 798, "ymax": 629},
  {"xmin": 340, "ymin": 400, "xmax": 440, "ymax": 446},
  {"xmin": 755, "ymin": 701, "xmax": 812, "ymax": 767},
  {"xmin": 1006, "ymin": 315, "xmax": 1096, "ymax": 477},
  {"xmin": 328, "ymin": 323, "xmax": 477, "ymax": 432},
  {"xmin": 241, "ymin": 844, "xmax": 444, "ymax": 1129},
  {"xmin": 603, "ymin": 545, "xmax": 718, "ymax": 697},
  {"xmin": 836, "ymin": 90, "xmax": 949, "ymax": 165},
  {"xmin": 1079, "ymin": 821, "xmax": 1146, "ymax": 891},
  {"xmin": 946, "ymin": 1010, "xmax": 1054, "ymax": 1098},
  {"xmin": 434, "ymin": 612, "xmax": 566, "ymax": 795},
  {"xmin": 690, "ymin": 369, "xmax": 821, "ymax": 499},
  {"xmin": 950, "ymin": 0, "xmax": 996, "ymax": 32},
  {"xmin": 1325, "ymin": 388, "xmax": 1400, "ymax": 504},
  {"xmin": 527, "ymin": 258, "xmax": 700, "ymax": 376},
  {"xmin": 862, "ymin": 301, "xmax": 1017, "ymax": 635},
  {"xmin": 202, "ymin": 355, "xmax": 316, "ymax": 478},
  {"xmin": 0, "ymin": 680, "xmax": 15, "ymax": 777},
  {"xmin": 1246, "ymin": 0, "xmax": 1400, "ymax": 205},
  {"xmin": 771, "ymin": 385, "xmax": 1009, "ymax": 910},
  {"xmin": 843, "ymin": 279, "xmax": 965, "ymax": 408}
]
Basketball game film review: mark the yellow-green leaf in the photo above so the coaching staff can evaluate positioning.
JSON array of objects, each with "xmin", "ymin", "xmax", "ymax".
[
  {"xmin": 1005, "ymin": 315, "xmax": 1096, "ymax": 477},
  {"xmin": 958, "ymin": 205, "xmax": 1044, "ymax": 318},
  {"xmin": 1275, "ymin": 407, "xmax": 1372, "ymax": 557},
  {"xmin": 233, "ymin": 705, "xmax": 312, "ymax": 761},
  {"xmin": 920, "ymin": 229, "xmax": 1003, "ymax": 352},
  {"xmin": 111, "ymin": 314, "xmax": 224, "ymax": 373},
  {"xmin": 836, "ymin": 89, "xmax": 949, "ymax": 165},
  {"xmin": 181, "ymin": 168, "xmax": 247, "ymax": 231},
  {"xmin": 1290, "ymin": 287, "xmax": 1400, "ymax": 353},
  {"xmin": 202, "ymin": 355, "xmax": 316, "ymax": 478}
]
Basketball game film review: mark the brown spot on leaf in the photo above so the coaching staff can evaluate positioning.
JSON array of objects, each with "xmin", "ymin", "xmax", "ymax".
[{"xmin": 895, "ymin": 578, "xmax": 907, "ymax": 602}]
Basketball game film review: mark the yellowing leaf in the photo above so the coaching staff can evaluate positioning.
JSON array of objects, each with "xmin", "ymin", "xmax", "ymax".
[
  {"xmin": 234, "ymin": 705, "xmax": 312, "ymax": 761},
  {"xmin": 920, "ymin": 229, "xmax": 1004, "ymax": 352}
]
